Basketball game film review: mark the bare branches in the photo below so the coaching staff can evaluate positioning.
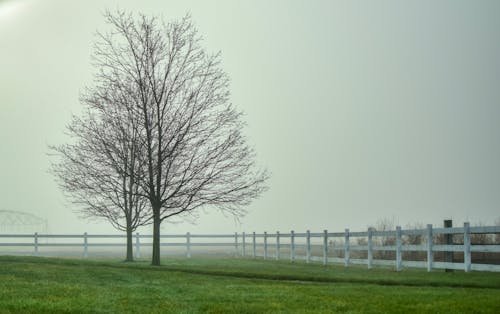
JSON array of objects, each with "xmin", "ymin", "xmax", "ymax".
[
  {"xmin": 52, "ymin": 10, "xmax": 269, "ymax": 265},
  {"xmin": 50, "ymin": 105, "xmax": 152, "ymax": 231}
]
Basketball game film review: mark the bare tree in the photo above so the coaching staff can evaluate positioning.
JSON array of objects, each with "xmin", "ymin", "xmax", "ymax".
[
  {"xmin": 50, "ymin": 83, "xmax": 151, "ymax": 261},
  {"xmin": 94, "ymin": 11, "xmax": 269, "ymax": 265}
]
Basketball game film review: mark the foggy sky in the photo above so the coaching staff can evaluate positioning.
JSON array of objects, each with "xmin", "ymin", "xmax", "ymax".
[{"xmin": 1, "ymin": 0, "xmax": 499, "ymax": 235}]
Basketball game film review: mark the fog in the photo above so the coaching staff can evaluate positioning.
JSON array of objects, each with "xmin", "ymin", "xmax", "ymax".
[{"xmin": 1, "ymin": 0, "xmax": 499, "ymax": 235}]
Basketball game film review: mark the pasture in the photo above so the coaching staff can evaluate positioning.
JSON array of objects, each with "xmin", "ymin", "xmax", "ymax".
[{"xmin": 0, "ymin": 256, "xmax": 499, "ymax": 313}]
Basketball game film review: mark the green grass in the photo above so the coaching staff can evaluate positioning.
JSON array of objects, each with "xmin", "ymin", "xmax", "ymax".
[{"xmin": 0, "ymin": 256, "xmax": 499, "ymax": 313}]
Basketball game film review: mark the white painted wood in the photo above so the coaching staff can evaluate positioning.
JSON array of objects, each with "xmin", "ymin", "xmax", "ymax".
[
  {"xmin": 36, "ymin": 243, "xmax": 119, "ymax": 247},
  {"xmin": 34, "ymin": 232, "xmax": 38, "ymax": 256},
  {"xmin": 2, "ymin": 223, "xmax": 500, "ymax": 272},
  {"xmin": 372, "ymin": 260, "xmax": 395, "ymax": 267},
  {"xmin": 306, "ymin": 230, "xmax": 311, "ymax": 264},
  {"xmin": 0, "ymin": 234, "xmax": 38, "ymax": 238},
  {"xmin": 184, "ymin": 243, "xmax": 236, "ymax": 247},
  {"xmin": 83, "ymin": 232, "xmax": 88, "ymax": 258},
  {"xmin": 372, "ymin": 230, "xmax": 395, "ymax": 237},
  {"xmin": 308, "ymin": 256, "xmax": 323, "ymax": 262},
  {"xmin": 349, "ymin": 258, "xmax": 369, "ymax": 265},
  {"xmin": 470, "ymin": 245, "xmax": 500, "ymax": 252},
  {"xmin": 323, "ymin": 229, "xmax": 328, "ymax": 265},
  {"xmin": 464, "ymin": 222, "xmax": 471, "ymax": 272},
  {"xmin": 159, "ymin": 234, "xmax": 190, "ymax": 238},
  {"xmin": 159, "ymin": 243, "xmax": 192, "ymax": 247},
  {"xmin": 433, "ymin": 227, "xmax": 464, "ymax": 234},
  {"xmin": 372, "ymin": 245, "xmax": 397, "ymax": 251},
  {"xmin": 135, "ymin": 232, "xmax": 141, "ymax": 259},
  {"xmin": 401, "ymin": 245, "xmax": 427, "ymax": 252},
  {"xmin": 396, "ymin": 226, "xmax": 402, "ymax": 271},
  {"xmin": 471, "ymin": 263, "xmax": 500, "ymax": 272},
  {"xmin": 432, "ymin": 262, "xmax": 464, "ymax": 270},
  {"xmin": 328, "ymin": 232, "xmax": 345, "ymax": 237},
  {"xmin": 470, "ymin": 226, "xmax": 500, "ymax": 234},
  {"xmin": 234, "ymin": 232, "xmax": 238, "ymax": 256},
  {"xmin": 328, "ymin": 257, "xmax": 344, "ymax": 263},
  {"xmin": 276, "ymin": 231, "xmax": 280, "ymax": 260},
  {"xmin": 242, "ymin": 232, "xmax": 246, "ymax": 257},
  {"xmin": 367, "ymin": 228, "xmax": 373, "ymax": 269},
  {"xmin": 426, "ymin": 224, "xmax": 433, "ymax": 272},
  {"xmin": 348, "ymin": 231, "xmax": 367, "ymax": 237},
  {"xmin": 344, "ymin": 228, "xmax": 350, "ymax": 267},
  {"xmin": 264, "ymin": 231, "xmax": 268, "ymax": 260},
  {"xmin": 432, "ymin": 245, "xmax": 464, "ymax": 252},
  {"xmin": 402, "ymin": 229, "xmax": 426, "ymax": 236},
  {"xmin": 1, "ymin": 243, "xmax": 34, "ymax": 247},
  {"xmin": 403, "ymin": 261, "xmax": 427, "ymax": 268},
  {"xmin": 82, "ymin": 234, "xmax": 125, "ymax": 238},
  {"xmin": 187, "ymin": 234, "xmax": 235, "ymax": 238},
  {"xmin": 309, "ymin": 233, "xmax": 323, "ymax": 237},
  {"xmin": 349, "ymin": 245, "xmax": 369, "ymax": 251},
  {"xmin": 252, "ymin": 232, "xmax": 256, "ymax": 258}
]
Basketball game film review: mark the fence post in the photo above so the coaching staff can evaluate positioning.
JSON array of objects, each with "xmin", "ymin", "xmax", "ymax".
[
  {"xmin": 264, "ymin": 231, "xmax": 268, "ymax": 260},
  {"xmin": 290, "ymin": 230, "xmax": 295, "ymax": 262},
  {"xmin": 323, "ymin": 230, "xmax": 328, "ymax": 265},
  {"xmin": 242, "ymin": 232, "xmax": 246, "ymax": 257},
  {"xmin": 135, "ymin": 232, "xmax": 141, "ymax": 259},
  {"xmin": 426, "ymin": 224, "xmax": 433, "ymax": 272},
  {"xmin": 83, "ymin": 232, "xmax": 88, "ymax": 258},
  {"xmin": 344, "ymin": 228, "xmax": 350, "ymax": 267},
  {"xmin": 34, "ymin": 232, "xmax": 38, "ymax": 256},
  {"xmin": 444, "ymin": 219, "xmax": 453, "ymax": 272},
  {"xmin": 186, "ymin": 232, "xmax": 191, "ymax": 258},
  {"xmin": 234, "ymin": 232, "xmax": 238, "ymax": 256},
  {"xmin": 396, "ymin": 226, "xmax": 402, "ymax": 271},
  {"xmin": 276, "ymin": 231, "xmax": 280, "ymax": 260},
  {"xmin": 252, "ymin": 232, "xmax": 256, "ymax": 258},
  {"xmin": 367, "ymin": 228, "xmax": 373, "ymax": 269},
  {"xmin": 306, "ymin": 230, "xmax": 311, "ymax": 263},
  {"xmin": 464, "ymin": 222, "xmax": 471, "ymax": 272}
]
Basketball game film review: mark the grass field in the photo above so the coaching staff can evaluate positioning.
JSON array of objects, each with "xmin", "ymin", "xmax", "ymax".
[{"xmin": 0, "ymin": 256, "xmax": 499, "ymax": 313}]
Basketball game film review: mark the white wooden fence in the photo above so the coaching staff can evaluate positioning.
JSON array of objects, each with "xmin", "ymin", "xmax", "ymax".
[{"xmin": 1, "ymin": 222, "xmax": 499, "ymax": 272}]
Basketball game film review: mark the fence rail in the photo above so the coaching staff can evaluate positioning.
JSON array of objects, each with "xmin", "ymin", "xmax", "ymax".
[{"xmin": 1, "ymin": 222, "xmax": 499, "ymax": 272}]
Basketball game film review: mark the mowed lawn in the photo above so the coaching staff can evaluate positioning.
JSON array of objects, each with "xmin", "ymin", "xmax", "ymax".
[{"xmin": 0, "ymin": 256, "xmax": 499, "ymax": 313}]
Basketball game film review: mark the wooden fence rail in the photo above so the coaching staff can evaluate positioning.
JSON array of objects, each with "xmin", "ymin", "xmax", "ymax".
[{"xmin": 1, "ymin": 222, "xmax": 499, "ymax": 272}]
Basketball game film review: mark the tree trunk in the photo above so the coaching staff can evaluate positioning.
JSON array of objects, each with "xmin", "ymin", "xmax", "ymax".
[
  {"xmin": 125, "ymin": 226, "xmax": 134, "ymax": 262},
  {"xmin": 152, "ymin": 208, "xmax": 161, "ymax": 266}
]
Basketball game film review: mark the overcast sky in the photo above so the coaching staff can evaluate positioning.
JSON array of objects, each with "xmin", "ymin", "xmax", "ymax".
[{"xmin": 1, "ymin": 0, "xmax": 499, "ymax": 235}]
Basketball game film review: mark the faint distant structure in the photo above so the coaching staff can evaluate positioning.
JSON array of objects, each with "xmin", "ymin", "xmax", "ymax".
[{"xmin": 0, "ymin": 210, "xmax": 48, "ymax": 234}]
